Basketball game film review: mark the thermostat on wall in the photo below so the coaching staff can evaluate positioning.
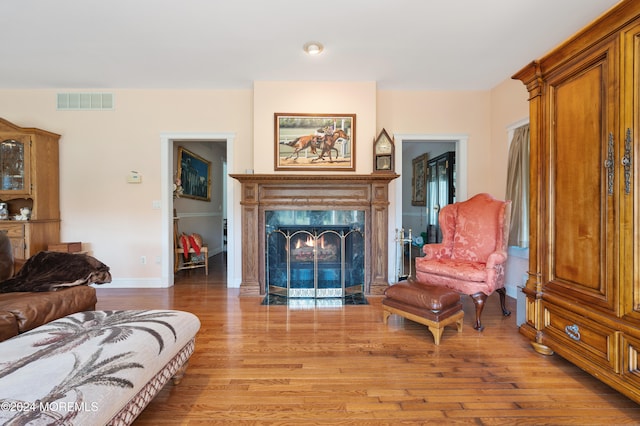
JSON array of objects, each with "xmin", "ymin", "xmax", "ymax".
[{"xmin": 127, "ymin": 171, "xmax": 142, "ymax": 183}]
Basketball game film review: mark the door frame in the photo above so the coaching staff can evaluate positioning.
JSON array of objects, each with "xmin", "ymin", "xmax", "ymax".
[
  {"xmin": 160, "ymin": 132, "xmax": 236, "ymax": 287},
  {"xmin": 390, "ymin": 133, "xmax": 468, "ymax": 282}
]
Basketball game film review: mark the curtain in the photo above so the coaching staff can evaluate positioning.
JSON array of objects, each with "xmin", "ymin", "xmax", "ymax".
[{"xmin": 506, "ymin": 124, "xmax": 530, "ymax": 248}]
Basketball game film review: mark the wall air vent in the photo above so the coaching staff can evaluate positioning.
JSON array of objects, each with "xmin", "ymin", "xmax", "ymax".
[{"xmin": 56, "ymin": 93, "xmax": 114, "ymax": 110}]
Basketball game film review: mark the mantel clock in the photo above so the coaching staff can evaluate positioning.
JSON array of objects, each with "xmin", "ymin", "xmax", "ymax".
[{"xmin": 373, "ymin": 128, "xmax": 394, "ymax": 173}]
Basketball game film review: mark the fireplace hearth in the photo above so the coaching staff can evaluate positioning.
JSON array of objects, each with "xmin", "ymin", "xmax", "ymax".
[{"xmin": 261, "ymin": 293, "xmax": 368, "ymax": 307}]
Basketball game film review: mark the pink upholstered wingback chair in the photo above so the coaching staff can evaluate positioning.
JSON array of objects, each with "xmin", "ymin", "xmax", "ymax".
[{"xmin": 415, "ymin": 193, "xmax": 512, "ymax": 331}]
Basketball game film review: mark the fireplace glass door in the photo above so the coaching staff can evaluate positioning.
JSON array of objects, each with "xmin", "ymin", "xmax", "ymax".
[{"xmin": 266, "ymin": 210, "xmax": 365, "ymax": 298}]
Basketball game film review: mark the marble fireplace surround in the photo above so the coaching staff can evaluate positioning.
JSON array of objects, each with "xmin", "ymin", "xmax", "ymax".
[{"xmin": 230, "ymin": 174, "xmax": 398, "ymax": 297}]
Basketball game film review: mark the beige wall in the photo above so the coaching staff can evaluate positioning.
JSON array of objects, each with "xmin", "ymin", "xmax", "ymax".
[
  {"xmin": 253, "ymin": 81, "xmax": 377, "ymax": 174},
  {"xmin": 0, "ymin": 89, "xmax": 252, "ymax": 285},
  {"xmin": 489, "ymin": 78, "xmax": 530, "ymax": 198},
  {"xmin": 0, "ymin": 79, "xmax": 529, "ymax": 287},
  {"xmin": 377, "ymin": 90, "xmax": 492, "ymax": 197},
  {"xmin": 376, "ymin": 82, "xmax": 529, "ymax": 199}
]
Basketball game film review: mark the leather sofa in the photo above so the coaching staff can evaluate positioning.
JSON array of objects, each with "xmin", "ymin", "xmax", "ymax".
[
  {"xmin": 0, "ymin": 285, "xmax": 97, "ymax": 342},
  {"xmin": 0, "ymin": 230, "xmax": 101, "ymax": 342}
]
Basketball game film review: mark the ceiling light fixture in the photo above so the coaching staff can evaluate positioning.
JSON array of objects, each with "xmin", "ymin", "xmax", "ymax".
[{"xmin": 303, "ymin": 41, "xmax": 324, "ymax": 56}]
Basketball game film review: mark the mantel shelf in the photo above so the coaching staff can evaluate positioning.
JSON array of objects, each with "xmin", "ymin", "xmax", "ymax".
[{"xmin": 230, "ymin": 173, "xmax": 399, "ymax": 184}]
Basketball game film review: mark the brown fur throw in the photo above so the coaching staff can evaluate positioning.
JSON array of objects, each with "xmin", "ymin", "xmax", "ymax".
[{"xmin": 0, "ymin": 251, "xmax": 112, "ymax": 293}]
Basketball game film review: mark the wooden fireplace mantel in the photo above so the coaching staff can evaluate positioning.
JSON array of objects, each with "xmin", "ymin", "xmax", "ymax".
[{"xmin": 230, "ymin": 173, "xmax": 399, "ymax": 297}]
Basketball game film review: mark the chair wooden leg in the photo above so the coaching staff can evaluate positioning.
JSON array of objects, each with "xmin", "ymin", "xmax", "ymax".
[
  {"xmin": 496, "ymin": 288, "xmax": 511, "ymax": 317},
  {"xmin": 470, "ymin": 292, "xmax": 488, "ymax": 331},
  {"xmin": 174, "ymin": 249, "xmax": 180, "ymax": 274}
]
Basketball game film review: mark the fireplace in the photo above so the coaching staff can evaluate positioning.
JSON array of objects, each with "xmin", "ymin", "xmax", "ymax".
[
  {"xmin": 266, "ymin": 210, "xmax": 365, "ymax": 298},
  {"xmin": 230, "ymin": 174, "xmax": 398, "ymax": 297}
]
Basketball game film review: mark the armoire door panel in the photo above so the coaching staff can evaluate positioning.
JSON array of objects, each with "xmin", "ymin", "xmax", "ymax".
[
  {"xmin": 622, "ymin": 22, "xmax": 640, "ymax": 318},
  {"xmin": 545, "ymin": 40, "xmax": 618, "ymax": 312}
]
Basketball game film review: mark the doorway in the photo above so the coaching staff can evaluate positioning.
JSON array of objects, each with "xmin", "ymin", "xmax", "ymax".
[
  {"xmin": 160, "ymin": 132, "xmax": 236, "ymax": 288},
  {"xmin": 172, "ymin": 140, "xmax": 226, "ymax": 282},
  {"xmin": 390, "ymin": 133, "xmax": 468, "ymax": 282}
]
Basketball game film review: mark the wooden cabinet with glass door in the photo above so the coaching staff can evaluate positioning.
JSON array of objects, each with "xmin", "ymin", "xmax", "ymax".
[
  {"xmin": 0, "ymin": 118, "xmax": 60, "ymax": 265},
  {"xmin": 425, "ymin": 151, "xmax": 455, "ymax": 243}
]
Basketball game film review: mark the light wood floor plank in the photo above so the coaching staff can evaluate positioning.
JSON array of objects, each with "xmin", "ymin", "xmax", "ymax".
[{"xmin": 94, "ymin": 254, "xmax": 640, "ymax": 425}]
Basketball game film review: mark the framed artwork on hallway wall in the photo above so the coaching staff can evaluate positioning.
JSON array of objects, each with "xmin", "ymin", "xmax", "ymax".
[
  {"xmin": 412, "ymin": 153, "xmax": 428, "ymax": 206},
  {"xmin": 177, "ymin": 147, "xmax": 211, "ymax": 201},
  {"xmin": 274, "ymin": 113, "xmax": 356, "ymax": 171}
]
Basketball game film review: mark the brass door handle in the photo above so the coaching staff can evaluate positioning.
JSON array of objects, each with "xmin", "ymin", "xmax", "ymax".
[
  {"xmin": 622, "ymin": 128, "xmax": 632, "ymax": 195},
  {"xmin": 605, "ymin": 132, "xmax": 614, "ymax": 195}
]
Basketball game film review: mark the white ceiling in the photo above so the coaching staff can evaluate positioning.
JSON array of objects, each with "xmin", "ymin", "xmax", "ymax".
[{"xmin": 0, "ymin": 0, "xmax": 621, "ymax": 90}]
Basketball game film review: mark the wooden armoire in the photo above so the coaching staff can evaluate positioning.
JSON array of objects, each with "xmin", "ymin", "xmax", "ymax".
[{"xmin": 513, "ymin": 0, "xmax": 640, "ymax": 404}]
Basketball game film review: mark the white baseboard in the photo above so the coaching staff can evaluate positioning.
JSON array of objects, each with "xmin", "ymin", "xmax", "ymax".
[{"xmin": 92, "ymin": 278, "xmax": 169, "ymax": 289}]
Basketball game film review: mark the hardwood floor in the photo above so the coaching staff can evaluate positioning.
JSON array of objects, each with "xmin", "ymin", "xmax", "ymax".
[{"xmin": 95, "ymin": 254, "xmax": 640, "ymax": 425}]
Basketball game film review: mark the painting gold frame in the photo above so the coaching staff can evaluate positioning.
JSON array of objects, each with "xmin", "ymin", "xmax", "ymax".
[
  {"xmin": 274, "ymin": 113, "xmax": 355, "ymax": 171},
  {"xmin": 177, "ymin": 147, "xmax": 212, "ymax": 201}
]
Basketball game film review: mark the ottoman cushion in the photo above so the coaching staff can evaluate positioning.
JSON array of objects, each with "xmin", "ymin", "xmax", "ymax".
[
  {"xmin": 0, "ymin": 309, "xmax": 200, "ymax": 425},
  {"xmin": 384, "ymin": 280, "xmax": 460, "ymax": 311},
  {"xmin": 382, "ymin": 296, "xmax": 462, "ymax": 322},
  {"xmin": 382, "ymin": 280, "xmax": 464, "ymax": 345}
]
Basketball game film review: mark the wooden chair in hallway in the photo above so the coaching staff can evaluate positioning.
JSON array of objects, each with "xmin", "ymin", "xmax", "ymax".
[{"xmin": 174, "ymin": 218, "xmax": 209, "ymax": 275}]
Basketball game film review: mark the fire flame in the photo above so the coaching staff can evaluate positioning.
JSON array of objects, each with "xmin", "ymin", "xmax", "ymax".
[{"xmin": 294, "ymin": 235, "xmax": 325, "ymax": 249}]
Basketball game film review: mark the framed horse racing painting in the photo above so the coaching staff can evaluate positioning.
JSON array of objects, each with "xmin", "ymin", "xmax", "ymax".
[{"xmin": 274, "ymin": 113, "xmax": 356, "ymax": 171}]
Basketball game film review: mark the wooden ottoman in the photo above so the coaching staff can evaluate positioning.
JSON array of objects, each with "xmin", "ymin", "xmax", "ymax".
[
  {"xmin": 383, "ymin": 280, "xmax": 463, "ymax": 345},
  {"xmin": 0, "ymin": 310, "xmax": 200, "ymax": 425}
]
